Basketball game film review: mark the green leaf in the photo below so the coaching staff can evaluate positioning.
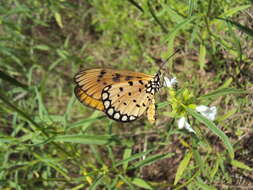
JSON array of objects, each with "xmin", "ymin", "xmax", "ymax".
[
  {"xmin": 216, "ymin": 17, "xmax": 253, "ymax": 38},
  {"xmin": 192, "ymin": 148, "xmax": 206, "ymax": 177},
  {"xmin": 129, "ymin": 153, "xmax": 173, "ymax": 170},
  {"xmin": 164, "ymin": 16, "xmax": 197, "ymax": 43},
  {"xmin": 199, "ymin": 88, "xmax": 247, "ymax": 100},
  {"xmin": 54, "ymin": 12, "xmax": 63, "ymax": 28},
  {"xmin": 164, "ymin": 16, "xmax": 197, "ymax": 69},
  {"xmin": 195, "ymin": 177, "xmax": 217, "ymax": 190},
  {"xmin": 0, "ymin": 93, "xmax": 48, "ymax": 137},
  {"xmin": 122, "ymin": 147, "xmax": 132, "ymax": 171},
  {"xmin": 210, "ymin": 158, "xmax": 220, "ymax": 180},
  {"xmin": 199, "ymin": 43, "xmax": 206, "ymax": 70},
  {"xmin": 218, "ymin": 77, "xmax": 233, "ymax": 89},
  {"xmin": 88, "ymin": 175, "xmax": 104, "ymax": 190},
  {"xmin": 118, "ymin": 175, "xmax": 135, "ymax": 190},
  {"xmin": 186, "ymin": 108, "xmax": 234, "ymax": 159},
  {"xmin": 0, "ymin": 136, "xmax": 19, "ymax": 143},
  {"xmin": 231, "ymin": 160, "xmax": 253, "ymax": 171},
  {"xmin": 115, "ymin": 148, "xmax": 155, "ymax": 167},
  {"xmin": 67, "ymin": 115, "xmax": 105, "ymax": 130},
  {"xmin": 217, "ymin": 108, "xmax": 237, "ymax": 122},
  {"xmin": 54, "ymin": 135, "xmax": 116, "ymax": 145},
  {"xmin": 34, "ymin": 44, "xmax": 51, "ymax": 51},
  {"xmin": 131, "ymin": 178, "xmax": 153, "ymax": 190},
  {"xmin": 174, "ymin": 151, "xmax": 192, "ymax": 185},
  {"xmin": 218, "ymin": 5, "xmax": 251, "ymax": 18}
]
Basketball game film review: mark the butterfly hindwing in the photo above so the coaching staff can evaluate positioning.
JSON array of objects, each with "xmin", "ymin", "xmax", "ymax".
[
  {"xmin": 74, "ymin": 86, "xmax": 104, "ymax": 111},
  {"xmin": 101, "ymin": 80, "xmax": 155, "ymax": 122}
]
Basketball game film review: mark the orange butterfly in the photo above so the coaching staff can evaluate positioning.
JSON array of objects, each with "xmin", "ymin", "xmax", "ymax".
[{"xmin": 74, "ymin": 68, "xmax": 162, "ymax": 123}]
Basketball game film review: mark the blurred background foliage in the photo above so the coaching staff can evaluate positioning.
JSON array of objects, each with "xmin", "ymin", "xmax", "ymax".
[{"xmin": 0, "ymin": 0, "xmax": 252, "ymax": 189}]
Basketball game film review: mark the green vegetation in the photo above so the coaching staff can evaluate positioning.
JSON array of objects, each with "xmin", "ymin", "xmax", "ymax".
[{"xmin": 0, "ymin": 0, "xmax": 252, "ymax": 189}]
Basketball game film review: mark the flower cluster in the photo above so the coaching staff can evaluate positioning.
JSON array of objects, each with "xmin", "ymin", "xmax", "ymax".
[{"xmin": 164, "ymin": 77, "xmax": 217, "ymax": 133}]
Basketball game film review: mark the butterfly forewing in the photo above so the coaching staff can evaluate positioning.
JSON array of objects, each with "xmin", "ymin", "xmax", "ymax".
[{"xmin": 74, "ymin": 69, "xmax": 153, "ymax": 97}]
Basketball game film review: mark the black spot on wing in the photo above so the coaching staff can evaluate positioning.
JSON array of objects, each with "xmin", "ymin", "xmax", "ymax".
[
  {"xmin": 128, "ymin": 81, "xmax": 133, "ymax": 86},
  {"xmin": 112, "ymin": 77, "xmax": 120, "ymax": 82},
  {"xmin": 100, "ymin": 70, "xmax": 106, "ymax": 75},
  {"xmin": 125, "ymin": 76, "xmax": 133, "ymax": 81},
  {"xmin": 98, "ymin": 70, "xmax": 106, "ymax": 78},
  {"xmin": 111, "ymin": 73, "xmax": 121, "ymax": 82}
]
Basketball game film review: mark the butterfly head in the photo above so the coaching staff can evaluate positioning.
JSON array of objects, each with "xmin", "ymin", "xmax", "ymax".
[{"xmin": 145, "ymin": 70, "xmax": 163, "ymax": 94}]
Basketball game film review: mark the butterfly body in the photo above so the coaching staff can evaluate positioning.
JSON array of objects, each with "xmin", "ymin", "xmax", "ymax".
[{"xmin": 74, "ymin": 69, "xmax": 162, "ymax": 123}]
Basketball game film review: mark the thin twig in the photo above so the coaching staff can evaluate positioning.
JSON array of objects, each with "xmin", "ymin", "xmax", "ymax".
[
  {"xmin": 127, "ymin": 0, "xmax": 144, "ymax": 13},
  {"xmin": 147, "ymin": 0, "xmax": 168, "ymax": 33}
]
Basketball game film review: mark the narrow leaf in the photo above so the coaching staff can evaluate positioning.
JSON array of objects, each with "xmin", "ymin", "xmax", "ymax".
[
  {"xmin": 216, "ymin": 17, "xmax": 253, "ymax": 37},
  {"xmin": 54, "ymin": 135, "xmax": 116, "ymax": 145},
  {"xmin": 199, "ymin": 43, "xmax": 206, "ymax": 70},
  {"xmin": 174, "ymin": 151, "xmax": 192, "ymax": 185},
  {"xmin": 54, "ymin": 12, "xmax": 63, "ymax": 28},
  {"xmin": 129, "ymin": 153, "xmax": 173, "ymax": 170},
  {"xmin": 186, "ymin": 108, "xmax": 234, "ymax": 159},
  {"xmin": 131, "ymin": 178, "xmax": 153, "ymax": 190},
  {"xmin": 88, "ymin": 175, "xmax": 104, "ymax": 190},
  {"xmin": 231, "ymin": 160, "xmax": 253, "ymax": 171},
  {"xmin": 115, "ymin": 148, "xmax": 154, "ymax": 167},
  {"xmin": 199, "ymin": 88, "xmax": 247, "ymax": 100}
]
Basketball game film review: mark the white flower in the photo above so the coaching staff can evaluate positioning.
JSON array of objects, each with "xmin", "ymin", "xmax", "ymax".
[
  {"xmin": 164, "ymin": 76, "xmax": 177, "ymax": 88},
  {"xmin": 177, "ymin": 117, "xmax": 196, "ymax": 133},
  {"xmin": 196, "ymin": 105, "xmax": 217, "ymax": 121}
]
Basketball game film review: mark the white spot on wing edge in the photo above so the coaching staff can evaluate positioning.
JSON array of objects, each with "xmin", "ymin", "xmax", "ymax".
[
  {"xmin": 104, "ymin": 86, "xmax": 110, "ymax": 91},
  {"xmin": 102, "ymin": 92, "xmax": 108, "ymax": 100},
  {"xmin": 104, "ymin": 100, "xmax": 110, "ymax": 109},
  {"xmin": 107, "ymin": 108, "xmax": 114, "ymax": 116},
  {"xmin": 129, "ymin": 116, "xmax": 136, "ymax": 120},
  {"xmin": 121, "ymin": 115, "xmax": 128, "ymax": 121},
  {"xmin": 114, "ymin": 112, "xmax": 120, "ymax": 119}
]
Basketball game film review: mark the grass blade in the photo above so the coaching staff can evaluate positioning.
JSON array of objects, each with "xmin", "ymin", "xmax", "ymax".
[
  {"xmin": 199, "ymin": 88, "xmax": 247, "ymax": 100},
  {"xmin": 186, "ymin": 108, "xmax": 234, "ymax": 159},
  {"xmin": 115, "ymin": 148, "xmax": 155, "ymax": 167},
  {"xmin": 129, "ymin": 153, "xmax": 173, "ymax": 170},
  {"xmin": 54, "ymin": 135, "xmax": 117, "ymax": 145},
  {"xmin": 174, "ymin": 151, "xmax": 192, "ymax": 185},
  {"xmin": 231, "ymin": 160, "xmax": 253, "ymax": 171},
  {"xmin": 131, "ymin": 178, "xmax": 153, "ymax": 190},
  {"xmin": 216, "ymin": 17, "xmax": 253, "ymax": 38}
]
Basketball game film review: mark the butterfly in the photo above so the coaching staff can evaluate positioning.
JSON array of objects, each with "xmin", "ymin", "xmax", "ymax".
[{"xmin": 74, "ymin": 68, "xmax": 163, "ymax": 123}]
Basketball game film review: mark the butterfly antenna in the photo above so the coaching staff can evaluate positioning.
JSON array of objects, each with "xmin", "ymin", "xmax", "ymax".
[{"xmin": 160, "ymin": 48, "xmax": 180, "ymax": 70}]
